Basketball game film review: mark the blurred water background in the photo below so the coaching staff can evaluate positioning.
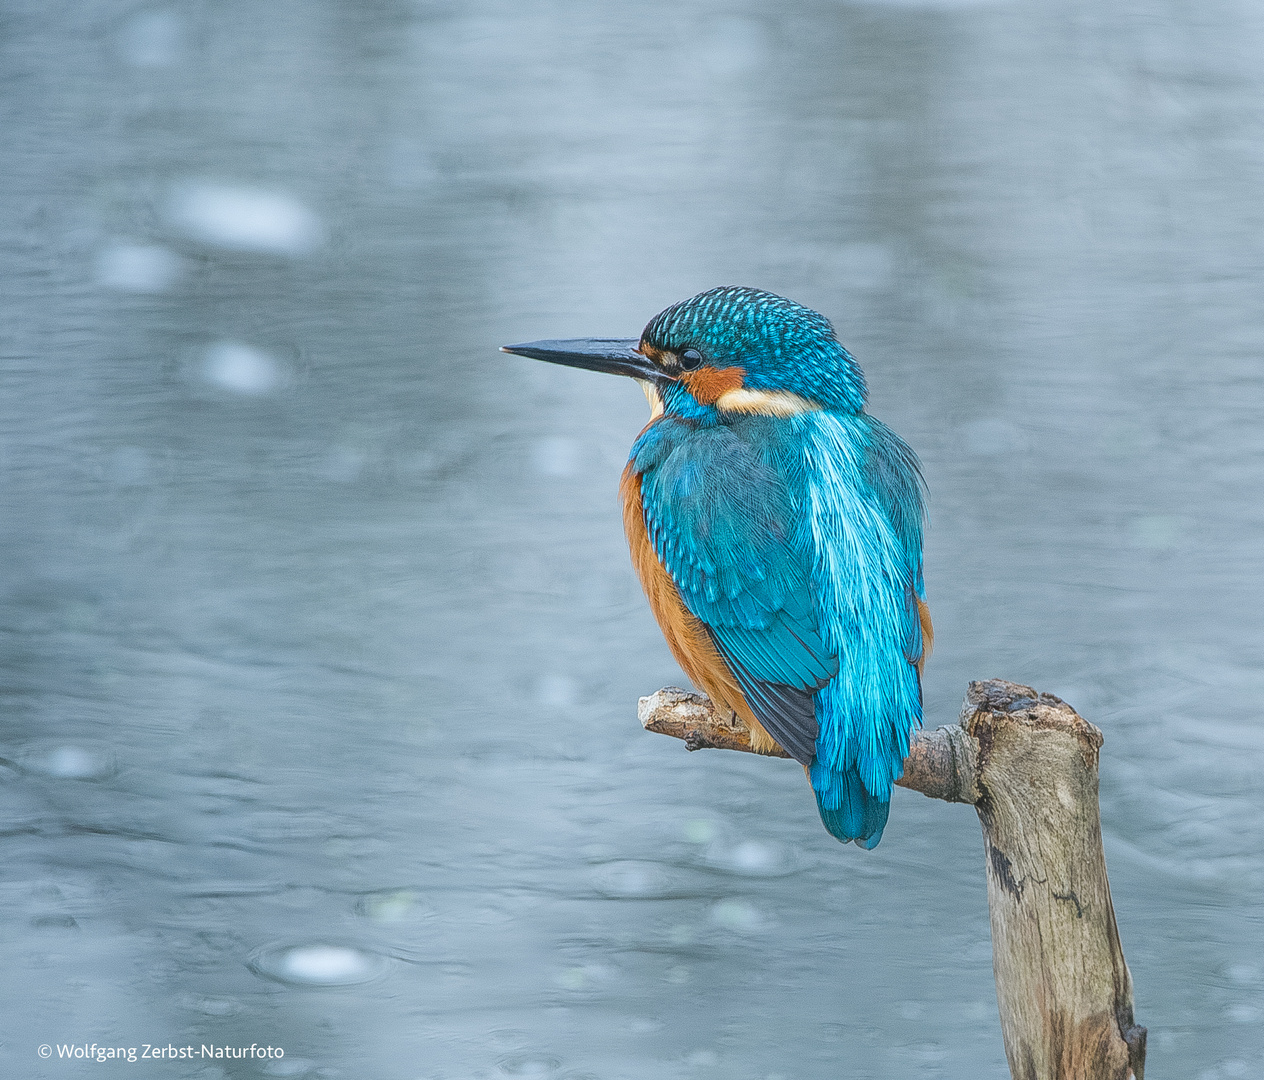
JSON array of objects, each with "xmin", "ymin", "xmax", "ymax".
[{"xmin": 2, "ymin": 1, "xmax": 1262, "ymax": 1077}]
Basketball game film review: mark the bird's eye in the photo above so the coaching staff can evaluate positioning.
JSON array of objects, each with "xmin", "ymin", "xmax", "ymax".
[{"xmin": 680, "ymin": 348, "xmax": 703, "ymax": 370}]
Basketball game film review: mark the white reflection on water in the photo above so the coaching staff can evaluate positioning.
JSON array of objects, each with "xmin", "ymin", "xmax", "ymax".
[
  {"xmin": 709, "ymin": 898, "xmax": 764, "ymax": 931},
  {"xmin": 167, "ymin": 183, "xmax": 324, "ymax": 255},
  {"xmin": 535, "ymin": 673, "xmax": 577, "ymax": 708},
  {"xmin": 250, "ymin": 943, "xmax": 385, "ymax": 986},
  {"xmin": 20, "ymin": 744, "xmax": 114, "ymax": 781},
  {"xmin": 696, "ymin": 16, "xmax": 767, "ymax": 77},
  {"xmin": 96, "ymin": 242, "xmax": 184, "ymax": 293},
  {"xmin": 117, "ymin": 9, "xmax": 183, "ymax": 68},
  {"xmin": 703, "ymin": 838, "xmax": 801, "ymax": 877},
  {"xmin": 43, "ymin": 746, "xmax": 100, "ymax": 779},
  {"xmin": 201, "ymin": 341, "xmax": 284, "ymax": 395},
  {"xmin": 532, "ymin": 436, "xmax": 580, "ymax": 477},
  {"xmin": 590, "ymin": 861, "xmax": 676, "ymax": 899}
]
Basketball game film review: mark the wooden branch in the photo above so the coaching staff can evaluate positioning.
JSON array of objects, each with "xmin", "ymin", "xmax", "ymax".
[
  {"xmin": 639, "ymin": 685, "xmax": 978, "ymax": 803},
  {"xmin": 638, "ymin": 679, "xmax": 1146, "ymax": 1080}
]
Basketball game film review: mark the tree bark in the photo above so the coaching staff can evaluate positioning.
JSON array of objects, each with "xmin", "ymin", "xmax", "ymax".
[{"xmin": 638, "ymin": 679, "xmax": 1146, "ymax": 1080}]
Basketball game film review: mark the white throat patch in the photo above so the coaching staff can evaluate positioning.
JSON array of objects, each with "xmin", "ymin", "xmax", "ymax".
[{"xmin": 715, "ymin": 388, "xmax": 820, "ymax": 417}]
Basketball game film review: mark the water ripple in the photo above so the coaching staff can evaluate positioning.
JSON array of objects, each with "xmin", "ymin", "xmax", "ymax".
[{"xmin": 247, "ymin": 943, "xmax": 388, "ymax": 987}]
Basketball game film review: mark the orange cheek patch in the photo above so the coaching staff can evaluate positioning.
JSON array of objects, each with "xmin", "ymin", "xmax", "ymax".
[
  {"xmin": 681, "ymin": 366, "xmax": 746, "ymax": 405},
  {"xmin": 638, "ymin": 342, "xmax": 668, "ymax": 365}
]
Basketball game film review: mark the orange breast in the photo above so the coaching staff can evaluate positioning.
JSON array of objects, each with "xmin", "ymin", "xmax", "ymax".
[
  {"xmin": 620, "ymin": 459, "xmax": 781, "ymax": 755},
  {"xmin": 917, "ymin": 597, "xmax": 933, "ymax": 675}
]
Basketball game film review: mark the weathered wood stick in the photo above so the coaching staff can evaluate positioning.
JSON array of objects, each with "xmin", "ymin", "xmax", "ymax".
[{"xmin": 638, "ymin": 679, "xmax": 1146, "ymax": 1080}]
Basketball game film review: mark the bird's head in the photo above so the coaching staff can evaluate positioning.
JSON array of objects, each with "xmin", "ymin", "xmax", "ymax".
[{"xmin": 502, "ymin": 286, "xmax": 867, "ymax": 418}]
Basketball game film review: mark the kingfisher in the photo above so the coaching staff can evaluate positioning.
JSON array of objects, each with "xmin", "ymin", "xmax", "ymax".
[{"xmin": 502, "ymin": 287, "xmax": 930, "ymax": 847}]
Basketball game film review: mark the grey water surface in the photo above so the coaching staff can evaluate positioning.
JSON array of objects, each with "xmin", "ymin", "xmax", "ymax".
[{"xmin": 2, "ymin": 1, "xmax": 1262, "ymax": 1078}]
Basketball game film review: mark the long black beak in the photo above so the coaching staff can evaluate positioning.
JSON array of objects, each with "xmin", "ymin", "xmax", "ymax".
[{"xmin": 500, "ymin": 338, "xmax": 666, "ymax": 382}]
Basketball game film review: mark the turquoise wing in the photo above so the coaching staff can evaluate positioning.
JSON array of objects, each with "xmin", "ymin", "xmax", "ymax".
[
  {"xmin": 862, "ymin": 415, "xmax": 929, "ymax": 671},
  {"xmin": 631, "ymin": 418, "xmax": 838, "ymax": 763},
  {"xmin": 797, "ymin": 411, "xmax": 927, "ymax": 845}
]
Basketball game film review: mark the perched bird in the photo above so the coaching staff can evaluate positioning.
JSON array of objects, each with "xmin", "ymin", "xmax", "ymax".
[{"xmin": 502, "ymin": 287, "xmax": 929, "ymax": 847}]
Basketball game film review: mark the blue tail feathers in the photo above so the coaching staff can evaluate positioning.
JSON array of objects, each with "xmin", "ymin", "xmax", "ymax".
[{"xmin": 812, "ymin": 762, "xmax": 891, "ymax": 848}]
